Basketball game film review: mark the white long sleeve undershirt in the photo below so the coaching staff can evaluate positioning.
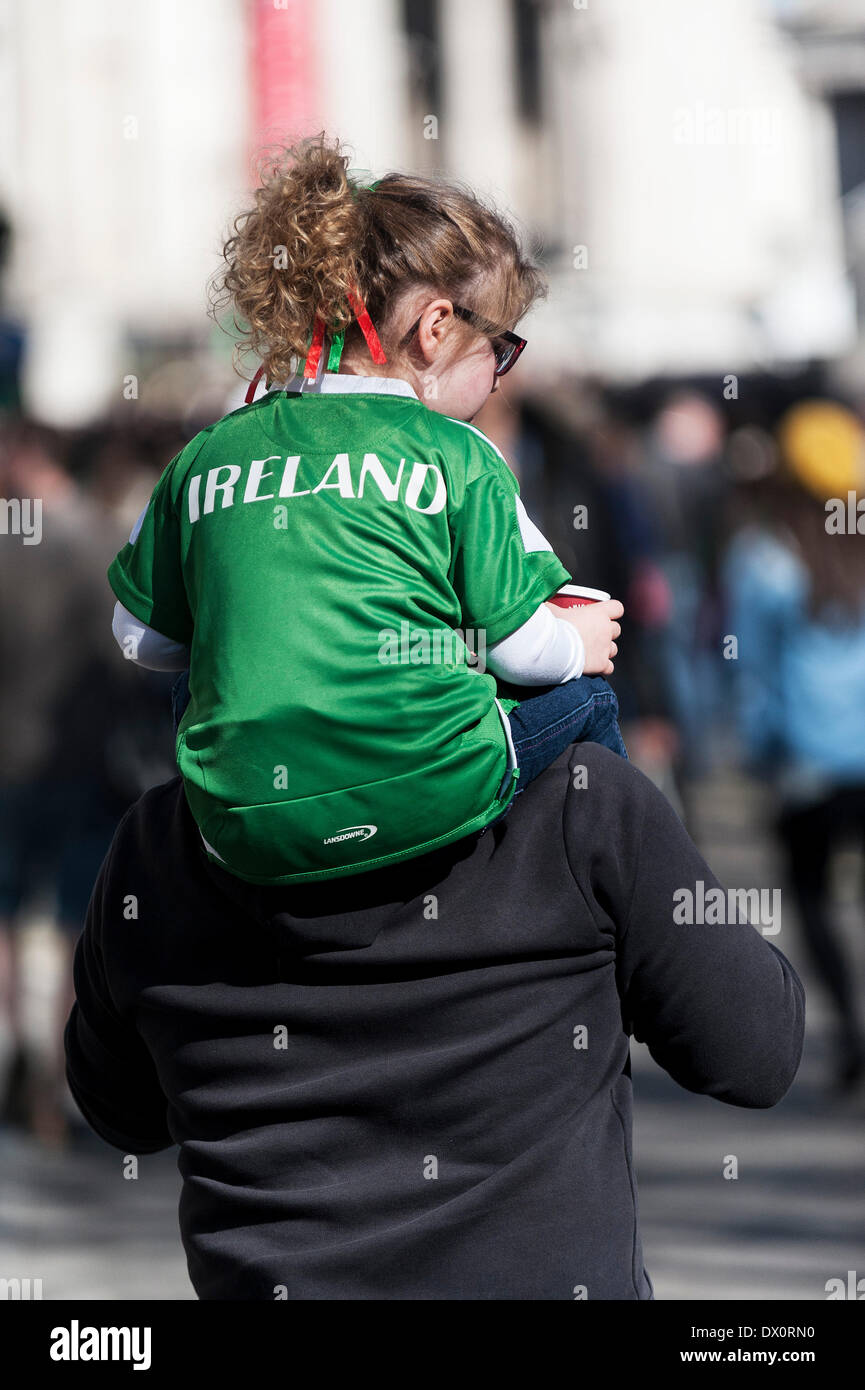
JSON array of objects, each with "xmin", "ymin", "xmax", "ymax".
[
  {"xmin": 112, "ymin": 598, "xmax": 584, "ymax": 684},
  {"xmin": 485, "ymin": 601, "xmax": 585, "ymax": 684},
  {"xmin": 112, "ymin": 602, "xmax": 190, "ymax": 671}
]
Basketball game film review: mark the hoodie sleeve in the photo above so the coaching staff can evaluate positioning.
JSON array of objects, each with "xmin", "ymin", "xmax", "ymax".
[
  {"xmin": 565, "ymin": 749, "xmax": 805, "ymax": 1108},
  {"xmin": 64, "ymin": 824, "xmax": 174, "ymax": 1154}
]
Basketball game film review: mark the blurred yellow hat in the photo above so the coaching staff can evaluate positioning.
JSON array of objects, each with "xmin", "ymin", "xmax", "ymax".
[{"xmin": 777, "ymin": 399, "xmax": 865, "ymax": 501}]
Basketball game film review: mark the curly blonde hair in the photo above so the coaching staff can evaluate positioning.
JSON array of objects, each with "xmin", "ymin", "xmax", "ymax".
[{"xmin": 209, "ymin": 132, "xmax": 546, "ymax": 386}]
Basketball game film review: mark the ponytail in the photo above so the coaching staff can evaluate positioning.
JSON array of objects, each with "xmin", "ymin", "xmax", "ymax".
[{"xmin": 211, "ymin": 131, "xmax": 546, "ymax": 388}]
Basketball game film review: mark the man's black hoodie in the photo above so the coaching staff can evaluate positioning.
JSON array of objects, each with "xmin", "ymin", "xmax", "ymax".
[{"xmin": 64, "ymin": 743, "xmax": 805, "ymax": 1300}]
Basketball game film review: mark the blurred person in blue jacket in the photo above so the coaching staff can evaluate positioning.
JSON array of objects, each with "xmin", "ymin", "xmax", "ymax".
[{"xmin": 724, "ymin": 400, "xmax": 865, "ymax": 1091}]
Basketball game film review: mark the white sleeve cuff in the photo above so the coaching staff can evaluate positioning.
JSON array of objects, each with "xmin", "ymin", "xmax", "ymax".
[
  {"xmin": 485, "ymin": 602, "xmax": 585, "ymax": 685},
  {"xmin": 111, "ymin": 601, "xmax": 190, "ymax": 671}
]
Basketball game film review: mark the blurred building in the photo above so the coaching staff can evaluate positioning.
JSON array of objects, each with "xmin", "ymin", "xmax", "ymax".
[
  {"xmin": 772, "ymin": 0, "xmax": 865, "ymax": 391},
  {"xmin": 0, "ymin": 0, "xmax": 863, "ymax": 422},
  {"xmin": 541, "ymin": 0, "xmax": 859, "ymax": 379}
]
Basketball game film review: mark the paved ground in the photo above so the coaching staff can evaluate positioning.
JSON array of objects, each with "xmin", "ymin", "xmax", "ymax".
[
  {"xmin": 1, "ymin": 761, "xmax": 863, "ymax": 1301},
  {"xmin": 634, "ymin": 760, "xmax": 865, "ymax": 1301}
]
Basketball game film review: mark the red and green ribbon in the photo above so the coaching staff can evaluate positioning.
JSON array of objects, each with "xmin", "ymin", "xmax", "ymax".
[
  {"xmin": 302, "ymin": 284, "xmax": 387, "ymax": 379},
  {"xmin": 246, "ymin": 175, "xmax": 385, "ymax": 399}
]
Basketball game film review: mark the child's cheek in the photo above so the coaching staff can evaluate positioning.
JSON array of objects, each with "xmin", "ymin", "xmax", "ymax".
[{"xmin": 469, "ymin": 357, "xmax": 494, "ymax": 398}]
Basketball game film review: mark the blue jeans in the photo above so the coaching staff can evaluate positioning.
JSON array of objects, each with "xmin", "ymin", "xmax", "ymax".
[
  {"xmin": 482, "ymin": 674, "xmax": 628, "ymax": 831},
  {"xmin": 507, "ymin": 675, "xmax": 628, "ymax": 792}
]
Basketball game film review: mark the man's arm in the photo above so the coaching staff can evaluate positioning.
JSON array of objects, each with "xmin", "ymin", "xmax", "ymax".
[
  {"xmin": 565, "ymin": 749, "xmax": 805, "ymax": 1108},
  {"xmin": 64, "ymin": 826, "xmax": 174, "ymax": 1153}
]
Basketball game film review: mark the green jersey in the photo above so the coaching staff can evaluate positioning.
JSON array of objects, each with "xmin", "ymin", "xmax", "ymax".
[{"xmin": 108, "ymin": 375, "xmax": 571, "ymax": 884}]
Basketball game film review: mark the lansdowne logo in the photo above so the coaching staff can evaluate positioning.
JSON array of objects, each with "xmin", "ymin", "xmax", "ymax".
[{"xmin": 323, "ymin": 824, "xmax": 378, "ymax": 846}]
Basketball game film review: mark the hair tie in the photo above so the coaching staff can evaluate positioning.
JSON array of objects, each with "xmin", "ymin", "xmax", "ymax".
[
  {"xmin": 302, "ymin": 282, "xmax": 387, "ymax": 379},
  {"xmin": 245, "ymin": 171, "xmax": 386, "ymax": 398},
  {"xmin": 302, "ymin": 172, "xmax": 384, "ymax": 377}
]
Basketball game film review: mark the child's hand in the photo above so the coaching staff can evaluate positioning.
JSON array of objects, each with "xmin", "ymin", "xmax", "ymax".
[{"xmin": 545, "ymin": 598, "xmax": 623, "ymax": 676}]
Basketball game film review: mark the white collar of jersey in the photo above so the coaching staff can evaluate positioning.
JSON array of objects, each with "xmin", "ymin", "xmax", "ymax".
[{"xmin": 279, "ymin": 373, "xmax": 420, "ymax": 400}]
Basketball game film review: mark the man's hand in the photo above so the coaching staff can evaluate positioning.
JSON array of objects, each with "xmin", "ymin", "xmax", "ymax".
[{"xmin": 544, "ymin": 598, "xmax": 624, "ymax": 676}]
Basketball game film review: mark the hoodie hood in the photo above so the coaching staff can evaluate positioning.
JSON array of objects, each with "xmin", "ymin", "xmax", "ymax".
[{"xmin": 201, "ymin": 828, "xmax": 482, "ymax": 955}]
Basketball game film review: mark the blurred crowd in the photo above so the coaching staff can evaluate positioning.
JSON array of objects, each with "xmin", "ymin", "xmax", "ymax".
[
  {"xmin": 2, "ymin": 366, "xmax": 865, "ymax": 1146},
  {"xmin": 483, "ymin": 376, "xmax": 865, "ymax": 1096},
  {"xmin": 0, "ymin": 413, "xmax": 189, "ymax": 1143}
]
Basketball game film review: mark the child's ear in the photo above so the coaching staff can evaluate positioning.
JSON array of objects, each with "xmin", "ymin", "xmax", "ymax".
[{"xmin": 417, "ymin": 299, "xmax": 455, "ymax": 361}]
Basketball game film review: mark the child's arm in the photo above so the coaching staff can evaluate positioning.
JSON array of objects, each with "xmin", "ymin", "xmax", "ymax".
[
  {"xmin": 108, "ymin": 455, "xmax": 195, "ymax": 662},
  {"xmin": 544, "ymin": 598, "xmax": 623, "ymax": 676},
  {"xmin": 486, "ymin": 597, "xmax": 622, "ymax": 684},
  {"xmin": 486, "ymin": 601, "xmax": 584, "ymax": 684},
  {"xmin": 111, "ymin": 600, "xmax": 190, "ymax": 671},
  {"xmin": 448, "ymin": 429, "xmax": 623, "ymax": 681},
  {"xmin": 486, "ymin": 596, "xmax": 623, "ymax": 684}
]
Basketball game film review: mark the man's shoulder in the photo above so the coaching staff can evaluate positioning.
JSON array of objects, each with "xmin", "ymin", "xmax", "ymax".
[
  {"xmin": 547, "ymin": 740, "xmax": 643, "ymax": 786},
  {"xmin": 107, "ymin": 776, "xmax": 190, "ymax": 867},
  {"xmin": 537, "ymin": 742, "xmax": 673, "ymax": 836}
]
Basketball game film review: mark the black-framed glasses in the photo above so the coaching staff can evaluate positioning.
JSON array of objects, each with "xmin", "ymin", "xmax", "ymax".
[{"xmin": 399, "ymin": 303, "xmax": 527, "ymax": 377}]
